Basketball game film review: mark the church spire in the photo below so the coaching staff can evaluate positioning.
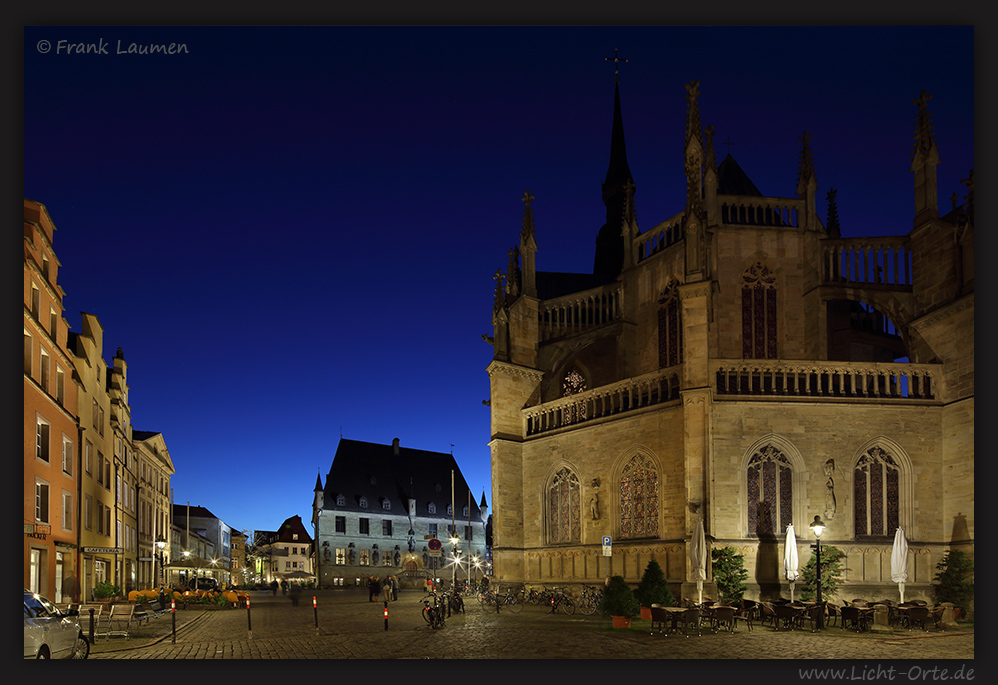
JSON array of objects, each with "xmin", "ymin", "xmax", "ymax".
[
  {"xmin": 595, "ymin": 50, "xmax": 635, "ymax": 278},
  {"xmin": 796, "ymin": 130, "xmax": 816, "ymax": 196},
  {"xmin": 520, "ymin": 190, "xmax": 537, "ymax": 297},
  {"xmin": 910, "ymin": 89, "xmax": 940, "ymax": 223}
]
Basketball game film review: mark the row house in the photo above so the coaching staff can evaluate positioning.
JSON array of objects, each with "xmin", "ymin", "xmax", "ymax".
[
  {"xmin": 24, "ymin": 198, "xmax": 79, "ymax": 602},
  {"xmin": 133, "ymin": 431, "xmax": 176, "ymax": 588},
  {"xmin": 251, "ymin": 515, "xmax": 313, "ymax": 585},
  {"xmin": 170, "ymin": 504, "xmax": 233, "ymax": 588}
]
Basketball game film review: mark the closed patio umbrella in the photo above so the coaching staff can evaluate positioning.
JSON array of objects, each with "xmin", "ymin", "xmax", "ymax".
[
  {"xmin": 890, "ymin": 527, "xmax": 909, "ymax": 603},
  {"xmin": 784, "ymin": 524, "xmax": 800, "ymax": 602},
  {"xmin": 689, "ymin": 518, "xmax": 707, "ymax": 604}
]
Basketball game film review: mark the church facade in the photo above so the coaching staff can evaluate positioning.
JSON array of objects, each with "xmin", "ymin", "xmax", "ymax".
[{"xmin": 486, "ymin": 80, "xmax": 973, "ymax": 603}]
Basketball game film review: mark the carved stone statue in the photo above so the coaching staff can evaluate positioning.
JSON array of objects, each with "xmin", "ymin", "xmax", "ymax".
[
  {"xmin": 590, "ymin": 477, "xmax": 601, "ymax": 521},
  {"xmin": 824, "ymin": 459, "xmax": 837, "ymax": 519}
]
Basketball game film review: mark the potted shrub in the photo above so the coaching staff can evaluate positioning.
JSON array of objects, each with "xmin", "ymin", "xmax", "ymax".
[
  {"xmin": 93, "ymin": 581, "xmax": 121, "ymax": 603},
  {"xmin": 711, "ymin": 546, "xmax": 749, "ymax": 603},
  {"xmin": 600, "ymin": 575, "xmax": 640, "ymax": 629},
  {"xmin": 635, "ymin": 559, "xmax": 674, "ymax": 619},
  {"xmin": 933, "ymin": 550, "xmax": 974, "ymax": 620}
]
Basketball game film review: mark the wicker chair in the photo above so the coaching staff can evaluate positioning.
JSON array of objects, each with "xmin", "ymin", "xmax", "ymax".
[
  {"xmin": 906, "ymin": 605, "xmax": 930, "ymax": 631},
  {"xmin": 758, "ymin": 602, "xmax": 778, "ymax": 629},
  {"xmin": 773, "ymin": 603, "xmax": 801, "ymax": 631},
  {"xmin": 649, "ymin": 606, "xmax": 673, "ymax": 636},
  {"xmin": 711, "ymin": 605, "xmax": 737, "ymax": 633},
  {"xmin": 840, "ymin": 604, "xmax": 872, "ymax": 632}
]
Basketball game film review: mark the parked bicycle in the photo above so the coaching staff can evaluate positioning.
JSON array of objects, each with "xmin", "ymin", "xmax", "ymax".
[
  {"xmin": 547, "ymin": 588, "xmax": 576, "ymax": 615},
  {"xmin": 577, "ymin": 585, "xmax": 603, "ymax": 616},
  {"xmin": 440, "ymin": 589, "xmax": 465, "ymax": 616},
  {"xmin": 421, "ymin": 592, "xmax": 446, "ymax": 628}
]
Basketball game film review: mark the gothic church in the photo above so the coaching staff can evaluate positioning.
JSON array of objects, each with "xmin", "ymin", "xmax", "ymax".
[{"xmin": 486, "ymin": 77, "xmax": 973, "ymax": 602}]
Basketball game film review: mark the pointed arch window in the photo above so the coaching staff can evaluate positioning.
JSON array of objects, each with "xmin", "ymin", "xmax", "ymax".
[
  {"xmin": 742, "ymin": 262, "xmax": 778, "ymax": 358},
  {"xmin": 547, "ymin": 467, "xmax": 581, "ymax": 544},
  {"xmin": 854, "ymin": 446, "xmax": 900, "ymax": 537},
  {"xmin": 561, "ymin": 367, "xmax": 588, "ymax": 424},
  {"xmin": 747, "ymin": 445, "xmax": 793, "ymax": 536},
  {"xmin": 619, "ymin": 454, "xmax": 659, "ymax": 538},
  {"xmin": 658, "ymin": 282, "xmax": 683, "ymax": 368}
]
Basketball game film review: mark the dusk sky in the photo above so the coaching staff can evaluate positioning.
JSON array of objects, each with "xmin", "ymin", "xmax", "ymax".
[{"xmin": 23, "ymin": 25, "xmax": 974, "ymax": 538}]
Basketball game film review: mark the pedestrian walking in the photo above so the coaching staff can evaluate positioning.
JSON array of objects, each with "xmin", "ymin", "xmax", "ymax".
[
  {"xmin": 281, "ymin": 579, "xmax": 288, "ymax": 595},
  {"xmin": 270, "ymin": 579, "xmax": 278, "ymax": 596},
  {"xmin": 381, "ymin": 576, "xmax": 392, "ymax": 603},
  {"xmin": 391, "ymin": 575, "xmax": 399, "ymax": 601}
]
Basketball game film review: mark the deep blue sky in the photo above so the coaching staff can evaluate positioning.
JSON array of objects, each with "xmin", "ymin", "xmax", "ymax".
[{"xmin": 23, "ymin": 25, "xmax": 974, "ymax": 538}]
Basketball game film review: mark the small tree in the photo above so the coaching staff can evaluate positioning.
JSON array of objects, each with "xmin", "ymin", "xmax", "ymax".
[
  {"xmin": 711, "ymin": 546, "xmax": 749, "ymax": 603},
  {"xmin": 93, "ymin": 581, "xmax": 121, "ymax": 599},
  {"xmin": 599, "ymin": 575, "xmax": 640, "ymax": 618},
  {"xmin": 634, "ymin": 559, "xmax": 674, "ymax": 608},
  {"xmin": 933, "ymin": 550, "xmax": 974, "ymax": 612},
  {"xmin": 799, "ymin": 544, "xmax": 846, "ymax": 602}
]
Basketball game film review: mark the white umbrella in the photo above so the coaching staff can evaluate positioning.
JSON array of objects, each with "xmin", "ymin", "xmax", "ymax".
[
  {"xmin": 689, "ymin": 518, "xmax": 707, "ymax": 604},
  {"xmin": 891, "ymin": 527, "xmax": 909, "ymax": 603},
  {"xmin": 784, "ymin": 524, "xmax": 800, "ymax": 602}
]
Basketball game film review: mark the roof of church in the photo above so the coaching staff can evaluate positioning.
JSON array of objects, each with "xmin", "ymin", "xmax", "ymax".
[
  {"xmin": 320, "ymin": 438, "xmax": 485, "ymax": 520},
  {"xmin": 716, "ymin": 153, "xmax": 763, "ymax": 196},
  {"xmin": 536, "ymin": 270, "xmax": 618, "ymax": 300}
]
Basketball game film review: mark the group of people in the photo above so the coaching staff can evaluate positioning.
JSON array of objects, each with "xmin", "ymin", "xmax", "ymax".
[{"xmin": 368, "ymin": 575, "xmax": 400, "ymax": 602}]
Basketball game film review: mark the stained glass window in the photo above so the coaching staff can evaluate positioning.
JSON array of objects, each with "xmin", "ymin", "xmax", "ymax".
[
  {"xmin": 548, "ymin": 467, "xmax": 581, "ymax": 544},
  {"xmin": 620, "ymin": 454, "xmax": 659, "ymax": 538},
  {"xmin": 854, "ymin": 447, "xmax": 900, "ymax": 537},
  {"xmin": 562, "ymin": 368, "xmax": 588, "ymax": 424},
  {"xmin": 741, "ymin": 261, "xmax": 778, "ymax": 358},
  {"xmin": 747, "ymin": 445, "xmax": 792, "ymax": 536},
  {"xmin": 658, "ymin": 282, "xmax": 683, "ymax": 368}
]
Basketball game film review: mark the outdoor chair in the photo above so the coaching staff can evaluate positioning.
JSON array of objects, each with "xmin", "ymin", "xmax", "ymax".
[
  {"xmin": 758, "ymin": 602, "xmax": 778, "ymax": 629},
  {"xmin": 681, "ymin": 607, "xmax": 702, "ymax": 636},
  {"xmin": 840, "ymin": 605, "xmax": 871, "ymax": 632},
  {"xmin": 107, "ymin": 603, "xmax": 135, "ymax": 639},
  {"xmin": 772, "ymin": 602, "xmax": 801, "ymax": 630},
  {"xmin": 649, "ymin": 606, "xmax": 673, "ymax": 636},
  {"xmin": 824, "ymin": 602, "xmax": 841, "ymax": 628},
  {"xmin": 798, "ymin": 603, "xmax": 824, "ymax": 632},
  {"xmin": 711, "ymin": 605, "xmax": 737, "ymax": 633},
  {"xmin": 927, "ymin": 606, "xmax": 945, "ymax": 630},
  {"xmin": 906, "ymin": 605, "xmax": 930, "ymax": 631}
]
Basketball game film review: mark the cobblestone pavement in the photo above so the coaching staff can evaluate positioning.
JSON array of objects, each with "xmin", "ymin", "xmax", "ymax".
[{"xmin": 88, "ymin": 589, "xmax": 975, "ymax": 663}]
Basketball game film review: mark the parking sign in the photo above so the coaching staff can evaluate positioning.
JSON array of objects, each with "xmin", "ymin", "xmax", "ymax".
[{"xmin": 602, "ymin": 536, "xmax": 612, "ymax": 556}]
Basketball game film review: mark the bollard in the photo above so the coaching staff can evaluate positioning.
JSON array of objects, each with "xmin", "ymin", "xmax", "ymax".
[
  {"xmin": 247, "ymin": 596, "xmax": 252, "ymax": 639},
  {"xmin": 88, "ymin": 607, "xmax": 95, "ymax": 645},
  {"xmin": 313, "ymin": 596, "xmax": 318, "ymax": 635},
  {"xmin": 171, "ymin": 598, "xmax": 176, "ymax": 644},
  {"xmin": 384, "ymin": 600, "xmax": 389, "ymax": 631}
]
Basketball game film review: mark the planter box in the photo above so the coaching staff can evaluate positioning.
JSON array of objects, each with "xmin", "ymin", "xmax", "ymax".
[
  {"xmin": 611, "ymin": 616, "xmax": 632, "ymax": 629},
  {"xmin": 640, "ymin": 606, "xmax": 652, "ymax": 621}
]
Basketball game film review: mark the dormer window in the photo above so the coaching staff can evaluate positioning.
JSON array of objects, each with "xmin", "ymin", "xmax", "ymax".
[
  {"xmin": 428, "ymin": 502, "xmax": 436, "ymax": 515},
  {"xmin": 336, "ymin": 494, "xmax": 345, "ymax": 506},
  {"xmin": 462, "ymin": 505, "xmax": 469, "ymax": 517},
  {"xmin": 447, "ymin": 504, "xmax": 453, "ymax": 516},
  {"xmin": 382, "ymin": 499, "xmax": 391, "ymax": 510},
  {"xmin": 360, "ymin": 497, "xmax": 368, "ymax": 508}
]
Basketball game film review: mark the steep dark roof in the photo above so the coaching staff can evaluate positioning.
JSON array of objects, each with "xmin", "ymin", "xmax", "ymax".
[
  {"xmin": 717, "ymin": 153, "xmax": 763, "ymax": 196},
  {"xmin": 132, "ymin": 430, "xmax": 162, "ymax": 441},
  {"xmin": 172, "ymin": 504, "xmax": 219, "ymax": 521},
  {"xmin": 276, "ymin": 514, "xmax": 313, "ymax": 544},
  {"xmin": 536, "ymin": 270, "xmax": 617, "ymax": 301},
  {"xmin": 322, "ymin": 438, "xmax": 484, "ymax": 520}
]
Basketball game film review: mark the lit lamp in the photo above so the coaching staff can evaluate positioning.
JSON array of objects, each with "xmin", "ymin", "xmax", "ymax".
[
  {"xmin": 809, "ymin": 515, "xmax": 826, "ymax": 630},
  {"xmin": 449, "ymin": 534, "xmax": 460, "ymax": 589},
  {"xmin": 155, "ymin": 536, "xmax": 167, "ymax": 588}
]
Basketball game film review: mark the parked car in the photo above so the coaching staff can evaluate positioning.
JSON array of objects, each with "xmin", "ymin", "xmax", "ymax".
[{"xmin": 23, "ymin": 589, "xmax": 89, "ymax": 659}]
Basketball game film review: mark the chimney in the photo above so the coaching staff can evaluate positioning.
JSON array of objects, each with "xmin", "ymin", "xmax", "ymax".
[{"xmin": 392, "ymin": 438, "xmax": 400, "ymax": 456}]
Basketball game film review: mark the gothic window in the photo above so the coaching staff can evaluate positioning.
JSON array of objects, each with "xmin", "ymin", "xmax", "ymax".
[
  {"xmin": 747, "ymin": 445, "xmax": 793, "ymax": 536},
  {"xmin": 854, "ymin": 446, "xmax": 900, "ymax": 537},
  {"xmin": 547, "ymin": 467, "xmax": 581, "ymax": 544},
  {"xmin": 561, "ymin": 367, "xmax": 588, "ymax": 424},
  {"xmin": 658, "ymin": 282, "xmax": 683, "ymax": 368},
  {"xmin": 741, "ymin": 261, "xmax": 778, "ymax": 358},
  {"xmin": 619, "ymin": 454, "xmax": 659, "ymax": 538}
]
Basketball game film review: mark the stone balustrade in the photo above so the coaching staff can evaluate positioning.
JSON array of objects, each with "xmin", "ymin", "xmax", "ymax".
[
  {"xmin": 719, "ymin": 195, "xmax": 803, "ymax": 227},
  {"xmin": 538, "ymin": 282, "xmax": 623, "ymax": 342},
  {"xmin": 822, "ymin": 237, "xmax": 912, "ymax": 288},
  {"xmin": 712, "ymin": 359, "xmax": 938, "ymax": 401},
  {"xmin": 524, "ymin": 367, "xmax": 682, "ymax": 436}
]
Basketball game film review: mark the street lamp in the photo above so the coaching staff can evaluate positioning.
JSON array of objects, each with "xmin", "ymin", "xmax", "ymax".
[
  {"xmin": 809, "ymin": 515, "xmax": 826, "ymax": 630},
  {"xmin": 155, "ymin": 536, "xmax": 167, "ymax": 589},
  {"xmin": 449, "ymin": 534, "xmax": 460, "ymax": 590}
]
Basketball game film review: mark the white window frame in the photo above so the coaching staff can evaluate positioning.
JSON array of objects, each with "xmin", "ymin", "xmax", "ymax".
[
  {"xmin": 35, "ymin": 478, "xmax": 50, "ymax": 523},
  {"xmin": 62, "ymin": 490, "xmax": 73, "ymax": 531},
  {"xmin": 62, "ymin": 434, "xmax": 73, "ymax": 476},
  {"xmin": 35, "ymin": 414, "xmax": 51, "ymax": 463}
]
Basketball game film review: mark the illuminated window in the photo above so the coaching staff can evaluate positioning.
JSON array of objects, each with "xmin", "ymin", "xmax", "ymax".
[
  {"xmin": 547, "ymin": 467, "xmax": 581, "ymax": 544},
  {"xmin": 335, "ymin": 548, "xmax": 346, "ymax": 564},
  {"xmin": 747, "ymin": 445, "xmax": 793, "ymax": 536},
  {"xmin": 854, "ymin": 446, "xmax": 901, "ymax": 537},
  {"xmin": 741, "ymin": 261, "xmax": 778, "ymax": 358},
  {"xmin": 619, "ymin": 454, "xmax": 659, "ymax": 538}
]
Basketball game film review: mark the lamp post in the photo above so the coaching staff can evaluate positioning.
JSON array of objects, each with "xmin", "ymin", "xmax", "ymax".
[
  {"xmin": 809, "ymin": 515, "xmax": 826, "ymax": 630},
  {"xmin": 449, "ymin": 534, "xmax": 460, "ymax": 590},
  {"xmin": 155, "ymin": 536, "xmax": 167, "ymax": 588}
]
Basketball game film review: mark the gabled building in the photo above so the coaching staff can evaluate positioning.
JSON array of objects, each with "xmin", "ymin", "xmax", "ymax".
[
  {"xmin": 487, "ymin": 78, "xmax": 973, "ymax": 603},
  {"xmin": 132, "ymin": 430, "xmax": 175, "ymax": 588},
  {"xmin": 252, "ymin": 515, "xmax": 314, "ymax": 585},
  {"xmin": 312, "ymin": 437, "xmax": 488, "ymax": 588},
  {"xmin": 24, "ymin": 198, "xmax": 80, "ymax": 602}
]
